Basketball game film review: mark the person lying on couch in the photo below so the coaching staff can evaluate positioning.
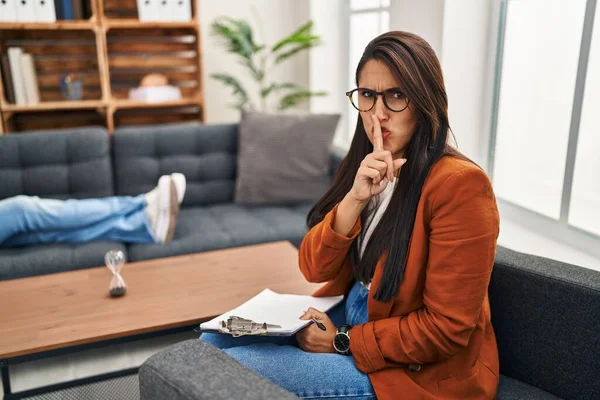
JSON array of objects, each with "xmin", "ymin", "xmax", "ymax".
[
  {"xmin": 200, "ymin": 31, "xmax": 500, "ymax": 400},
  {"xmin": 0, "ymin": 173, "xmax": 186, "ymax": 248}
]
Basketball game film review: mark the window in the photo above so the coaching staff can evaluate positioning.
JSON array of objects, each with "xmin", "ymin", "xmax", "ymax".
[
  {"xmin": 570, "ymin": 2, "xmax": 600, "ymax": 236},
  {"xmin": 492, "ymin": 0, "xmax": 586, "ymax": 219},
  {"xmin": 489, "ymin": 0, "xmax": 600, "ymax": 252},
  {"xmin": 346, "ymin": 0, "xmax": 390, "ymax": 141}
]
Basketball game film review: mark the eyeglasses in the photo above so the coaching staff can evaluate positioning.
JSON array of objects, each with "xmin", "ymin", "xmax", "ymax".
[{"xmin": 345, "ymin": 87, "xmax": 410, "ymax": 112}]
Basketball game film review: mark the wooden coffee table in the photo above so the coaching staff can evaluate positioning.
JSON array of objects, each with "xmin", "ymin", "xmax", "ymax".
[{"xmin": 0, "ymin": 241, "xmax": 321, "ymax": 398}]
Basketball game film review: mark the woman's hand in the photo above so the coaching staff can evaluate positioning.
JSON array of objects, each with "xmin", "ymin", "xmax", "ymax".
[
  {"xmin": 348, "ymin": 115, "xmax": 407, "ymax": 204},
  {"xmin": 296, "ymin": 307, "xmax": 337, "ymax": 353}
]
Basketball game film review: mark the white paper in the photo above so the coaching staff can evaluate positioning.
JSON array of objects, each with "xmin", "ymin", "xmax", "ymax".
[
  {"xmin": 200, "ymin": 289, "xmax": 344, "ymax": 336},
  {"xmin": 0, "ymin": 0, "xmax": 18, "ymax": 22}
]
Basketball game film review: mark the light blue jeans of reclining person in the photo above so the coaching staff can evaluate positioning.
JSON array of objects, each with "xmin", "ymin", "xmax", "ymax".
[
  {"xmin": 200, "ymin": 281, "xmax": 376, "ymax": 400},
  {"xmin": 0, "ymin": 194, "xmax": 155, "ymax": 247}
]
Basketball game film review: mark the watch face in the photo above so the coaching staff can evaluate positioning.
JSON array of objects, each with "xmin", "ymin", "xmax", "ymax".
[{"xmin": 334, "ymin": 333, "xmax": 350, "ymax": 352}]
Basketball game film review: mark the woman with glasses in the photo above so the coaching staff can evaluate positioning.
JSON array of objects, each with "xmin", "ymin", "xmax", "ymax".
[{"xmin": 201, "ymin": 31, "xmax": 500, "ymax": 400}]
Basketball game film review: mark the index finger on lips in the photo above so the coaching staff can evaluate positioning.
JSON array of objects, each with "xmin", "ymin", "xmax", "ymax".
[{"xmin": 371, "ymin": 115, "xmax": 383, "ymax": 152}]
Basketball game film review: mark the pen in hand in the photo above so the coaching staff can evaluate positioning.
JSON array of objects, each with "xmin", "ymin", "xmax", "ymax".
[{"xmin": 312, "ymin": 319, "xmax": 327, "ymax": 331}]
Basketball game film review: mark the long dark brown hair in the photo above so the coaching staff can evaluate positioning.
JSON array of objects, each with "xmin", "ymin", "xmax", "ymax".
[{"xmin": 307, "ymin": 31, "xmax": 471, "ymax": 303}]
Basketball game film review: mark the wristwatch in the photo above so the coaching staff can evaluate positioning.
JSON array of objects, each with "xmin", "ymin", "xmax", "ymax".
[{"xmin": 333, "ymin": 324, "xmax": 352, "ymax": 355}]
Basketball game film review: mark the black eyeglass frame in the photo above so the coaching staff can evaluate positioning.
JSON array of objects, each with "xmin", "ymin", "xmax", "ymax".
[{"xmin": 345, "ymin": 87, "xmax": 410, "ymax": 112}]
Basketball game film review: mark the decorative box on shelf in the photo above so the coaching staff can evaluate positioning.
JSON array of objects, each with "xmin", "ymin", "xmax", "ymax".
[{"xmin": 128, "ymin": 85, "xmax": 182, "ymax": 103}]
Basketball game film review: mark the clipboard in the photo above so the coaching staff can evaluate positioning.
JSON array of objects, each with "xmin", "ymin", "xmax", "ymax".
[{"xmin": 197, "ymin": 289, "xmax": 344, "ymax": 337}]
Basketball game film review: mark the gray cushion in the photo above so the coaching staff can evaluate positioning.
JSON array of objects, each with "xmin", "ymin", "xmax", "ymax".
[
  {"xmin": 112, "ymin": 122, "xmax": 238, "ymax": 208},
  {"xmin": 489, "ymin": 246, "xmax": 600, "ymax": 400},
  {"xmin": 0, "ymin": 241, "xmax": 126, "ymax": 280},
  {"xmin": 235, "ymin": 111, "xmax": 340, "ymax": 205},
  {"xmin": 497, "ymin": 375, "xmax": 562, "ymax": 399},
  {"xmin": 126, "ymin": 203, "xmax": 311, "ymax": 261},
  {"xmin": 0, "ymin": 126, "xmax": 113, "ymax": 200},
  {"xmin": 139, "ymin": 339, "xmax": 299, "ymax": 400}
]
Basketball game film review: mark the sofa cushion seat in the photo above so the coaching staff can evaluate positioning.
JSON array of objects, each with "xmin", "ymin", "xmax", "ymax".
[
  {"xmin": 0, "ymin": 241, "xmax": 126, "ymax": 280},
  {"xmin": 497, "ymin": 375, "xmax": 562, "ymax": 399},
  {"xmin": 126, "ymin": 203, "xmax": 313, "ymax": 262}
]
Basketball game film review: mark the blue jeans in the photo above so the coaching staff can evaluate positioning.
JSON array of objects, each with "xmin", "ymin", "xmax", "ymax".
[
  {"xmin": 200, "ymin": 282, "xmax": 375, "ymax": 400},
  {"xmin": 0, "ymin": 195, "xmax": 156, "ymax": 247}
]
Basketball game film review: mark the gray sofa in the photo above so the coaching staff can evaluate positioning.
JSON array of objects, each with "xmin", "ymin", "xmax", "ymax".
[
  {"xmin": 139, "ymin": 247, "xmax": 600, "ymax": 400},
  {"xmin": 0, "ymin": 122, "xmax": 326, "ymax": 280}
]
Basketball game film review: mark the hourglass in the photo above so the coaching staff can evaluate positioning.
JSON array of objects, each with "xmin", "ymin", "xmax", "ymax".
[{"xmin": 105, "ymin": 250, "xmax": 127, "ymax": 297}]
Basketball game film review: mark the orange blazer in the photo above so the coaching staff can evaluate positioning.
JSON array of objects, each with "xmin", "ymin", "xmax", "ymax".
[{"xmin": 299, "ymin": 155, "xmax": 500, "ymax": 400}]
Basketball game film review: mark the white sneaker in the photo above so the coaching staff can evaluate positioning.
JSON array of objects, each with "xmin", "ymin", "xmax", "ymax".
[
  {"xmin": 170, "ymin": 173, "xmax": 186, "ymax": 205},
  {"xmin": 146, "ymin": 175, "xmax": 179, "ymax": 243},
  {"xmin": 145, "ymin": 175, "xmax": 168, "ymax": 237}
]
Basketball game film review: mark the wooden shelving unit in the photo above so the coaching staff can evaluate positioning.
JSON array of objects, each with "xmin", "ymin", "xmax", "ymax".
[
  {"xmin": 105, "ymin": 20, "xmax": 198, "ymax": 29},
  {"xmin": 0, "ymin": 0, "xmax": 204, "ymax": 134},
  {"xmin": 0, "ymin": 21, "xmax": 97, "ymax": 30},
  {"xmin": 2, "ymin": 100, "xmax": 104, "ymax": 112}
]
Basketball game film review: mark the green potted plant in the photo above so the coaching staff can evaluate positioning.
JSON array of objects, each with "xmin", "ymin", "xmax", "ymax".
[{"xmin": 210, "ymin": 17, "xmax": 326, "ymax": 111}]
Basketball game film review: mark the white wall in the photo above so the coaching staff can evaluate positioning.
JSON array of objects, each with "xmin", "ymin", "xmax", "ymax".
[
  {"xmin": 199, "ymin": 0, "xmax": 310, "ymax": 123},
  {"xmin": 389, "ymin": 0, "xmax": 445, "ymax": 56}
]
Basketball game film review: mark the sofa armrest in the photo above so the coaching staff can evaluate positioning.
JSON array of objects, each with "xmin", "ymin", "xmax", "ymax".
[{"xmin": 139, "ymin": 339, "xmax": 299, "ymax": 400}]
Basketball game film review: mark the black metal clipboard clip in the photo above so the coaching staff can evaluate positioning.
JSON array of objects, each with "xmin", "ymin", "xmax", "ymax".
[{"xmin": 194, "ymin": 316, "xmax": 282, "ymax": 337}]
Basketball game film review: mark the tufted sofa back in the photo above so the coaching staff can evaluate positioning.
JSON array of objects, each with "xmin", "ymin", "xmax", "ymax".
[
  {"xmin": 112, "ymin": 122, "xmax": 238, "ymax": 208},
  {"xmin": 0, "ymin": 127, "xmax": 114, "ymax": 201}
]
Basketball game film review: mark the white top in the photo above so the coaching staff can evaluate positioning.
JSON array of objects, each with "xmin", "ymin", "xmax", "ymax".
[{"xmin": 357, "ymin": 178, "xmax": 398, "ymax": 288}]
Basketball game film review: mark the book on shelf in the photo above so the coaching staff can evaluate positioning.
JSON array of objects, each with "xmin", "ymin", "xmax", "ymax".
[
  {"xmin": 35, "ymin": 0, "xmax": 57, "ymax": 22},
  {"xmin": 53, "ymin": 0, "xmax": 64, "ymax": 20},
  {"xmin": 53, "ymin": 0, "xmax": 89, "ymax": 20},
  {"xmin": 21, "ymin": 53, "xmax": 40, "ymax": 105},
  {"xmin": 7, "ymin": 48, "xmax": 27, "ymax": 105},
  {"xmin": 4, "ymin": 47, "xmax": 40, "ymax": 106},
  {"xmin": 72, "ymin": 0, "xmax": 84, "ymax": 20},
  {"xmin": 0, "ymin": 0, "xmax": 58, "ymax": 23},
  {"xmin": 0, "ymin": 55, "xmax": 16, "ymax": 104},
  {"xmin": 16, "ymin": 0, "xmax": 37, "ymax": 22},
  {"xmin": 0, "ymin": 0, "xmax": 19, "ymax": 22},
  {"xmin": 137, "ymin": 0, "xmax": 192, "ymax": 22},
  {"xmin": 170, "ymin": 0, "xmax": 192, "ymax": 22},
  {"xmin": 60, "ymin": 0, "xmax": 73, "ymax": 20},
  {"xmin": 137, "ymin": 0, "xmax": 160, "ymax": 22}
]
